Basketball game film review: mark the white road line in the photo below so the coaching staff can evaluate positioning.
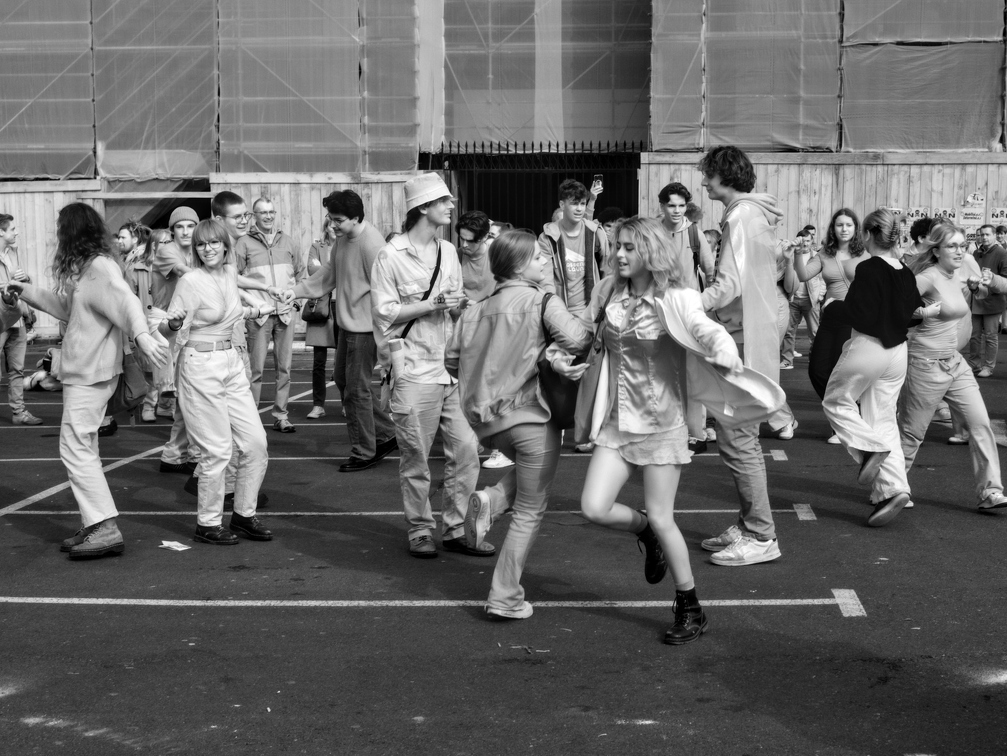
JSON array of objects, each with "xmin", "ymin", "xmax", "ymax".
[
  {"xmin": 793, "ymin": 503, "xmax": 817, "ymax": 521},
  {"xmin": 831, "ymin": 588, "xmax": 867, "ymax": 617},
  {"xmin": 0, "ymin": 593, "xmax": 864, "ymax": 616},
  {"xmin": 0, "ymin": 452, "xmax": 785, "ymax": 462},
  {"xmin": 6, "ymin": 508, "xmax": 814, "ymax": 517},
  {"xmin": 993, "ymin": 418, "xmax": 1007, "ymax": 447},
  {"xmin": 0, "ymin": 384, "xmax": 326, "ymax": 513},
  {"xmin": 771, "ymin": 449, "xmax": 788, "ymax": 461},
  {"xmin": 0, "ymin": 446, "xmax": 165, "ymax": 517}
]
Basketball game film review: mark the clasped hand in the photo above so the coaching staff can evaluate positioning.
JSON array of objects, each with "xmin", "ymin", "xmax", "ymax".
[{"xmin": 268, "ymin": 286, "xmax": 295, "ymax": 305}]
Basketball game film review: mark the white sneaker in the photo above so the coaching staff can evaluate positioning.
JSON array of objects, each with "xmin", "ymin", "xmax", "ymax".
[
  {"xmin": 141, "ymin": 407, "xmax": 157, "ymax": 423},
  {"xmin": 705, "ymin": 427, "xmax": 717, "ymax": 443},
  {"xmin": 465, "ymin": 491, "xmax": 493, "ymax": 549},
  {"xmin": 306, "ymin": 406, "xmax": 325, "ymax": 419},
  {"xmin": 772, "ymin": 419, "xmax": 798, "ymax": 440},
  {"xmin": 780, "ymin": 360, "xmax": 793, "ymax": 370},
  {"xmin": 709, "ymin": 535, "xmax": 782, "ymax": 566},
  {"xmin": 933, "ymin": 407, "xmax": 952, "ymax": 424},
  {"xmin": 793, "ymin": 352, "xmax": 802, "ymax": 358},
  {"xmin": 482, "ymin": 449, "xmax": 514, "ymax": 469},
  {"xmin": 701, "ymin": 525, "xmax": 742, "ymax": 552},
  {"xmin": 574, "ymin": 442, "xmax": 595, "ymax": 453},
  {"xmin": 486, "ymin": 601, "xmax": 533, "ymax": 620},
  {"xmin": 979, "ymin": 492, "xmax": 1007, "ymax": 510},
  {"xmin": 827, "ymin": 433, "xmax": 841, "ymax": 445},
  {"xmin": 948, "ymin": 433, "xmax": 970, "ymax": 445}
]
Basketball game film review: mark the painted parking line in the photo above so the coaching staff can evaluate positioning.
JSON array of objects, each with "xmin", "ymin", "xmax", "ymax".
[
  {"xmin": 0, "ymin": 588, "xmax": 866, "ymax": 617},
  {"xmin": 8, "ymin": 505, "xmax": 815, "ymax": 517},
  {"xmin": 793, "ymin": 503, "xmax": 817, "ymax": 521},
  {"xmin": 770, "ymin": 449, "xmax": 788, "ymax": 461},
  {"xmin": 0, "ymin": 384, "xmax": 327, "ymax": 514},
  {"xmin": 0, "ymin": 452, "xmax": 789, "ymax": 462}
]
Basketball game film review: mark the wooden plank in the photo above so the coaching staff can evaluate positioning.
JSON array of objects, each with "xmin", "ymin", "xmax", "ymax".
[
  {"xmin": 76, "ymin": 192, "xmax": 214, "ymax": 200},
  {"xmin": 641, "ymin": 151, "xmax": 1007, "ymax": 166},
  {"xmin": 0, "ymin": 180, "xmax": 102, "ymax": 193},
  {"xmin": 212, "ymin": 172, "xmax": 419, "ymax": 185}
]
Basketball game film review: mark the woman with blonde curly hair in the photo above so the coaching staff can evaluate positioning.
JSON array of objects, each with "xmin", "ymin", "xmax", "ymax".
[
  {"xmin": 571, "ymin": 217, "xmax": 744, "ymax": 645},
  {"xmin": 899, "ymin": 219, "xmax": 1007, "ymax": 510},
  {"xmin": 3, "ymin": 203, "xmax": 167, "ymax": 559},
  {"xmin": 822, "ymin": 208, "xmax": 924, "ymax": 527}
]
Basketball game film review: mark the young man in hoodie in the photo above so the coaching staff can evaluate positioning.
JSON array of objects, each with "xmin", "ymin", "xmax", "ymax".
[
  {"xmin": 236, "ymin": 197, "xmax": 305, "ymax": 432},
  {"xmin": 696, "ymin": 146, "xmax": 784, "ymax": 567},
  {"xmin": 538, "ymin": 179, "xmax": 609, "ymax": 318}
]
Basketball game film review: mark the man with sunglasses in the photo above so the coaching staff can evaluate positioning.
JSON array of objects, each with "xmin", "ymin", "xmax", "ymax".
[{"xmin": 235, "ymin": 197, "xmax": 305, "ymax": 432}]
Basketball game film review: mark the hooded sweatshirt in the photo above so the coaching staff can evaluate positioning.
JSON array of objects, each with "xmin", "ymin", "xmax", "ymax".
[{"xmin": 701, "ymin": 192, "xmax": 784, "ymax": 382}]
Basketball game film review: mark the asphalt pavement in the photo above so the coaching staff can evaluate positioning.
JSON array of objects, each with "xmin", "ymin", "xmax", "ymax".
[{"xmin": 1, "ymin": 335, "xmax": 1006, "ymax": 755}]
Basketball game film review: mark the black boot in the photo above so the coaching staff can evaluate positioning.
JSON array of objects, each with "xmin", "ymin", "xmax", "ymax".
[
  {"xmin": 636, "ymin": 510, "xmax": 667, "ymax": 585},
  {"xmin": 664, "ymin": 589, "xmax": 707, "ymax": 645}
]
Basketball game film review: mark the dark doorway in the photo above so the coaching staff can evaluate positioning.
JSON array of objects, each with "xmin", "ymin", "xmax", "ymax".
[{"xmin": 423, "ymin": 145, "xmax": 641, "ymax": 234}]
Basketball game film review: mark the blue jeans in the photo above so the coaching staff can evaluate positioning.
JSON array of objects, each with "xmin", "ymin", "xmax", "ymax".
[
  {"xmin": 0, "ymin": 325, "xmax": 27, "ymax": 414},
  {"xmin": 335, "ymin": 331, "xmax": 394, "ymax": 459},
  {"xmin": 246, "ymin": 315, "xmax": 293, "ymax": 420},
  {"xmin": 481, "ymin": 422, "xmax": 561, "ymax": 612}
]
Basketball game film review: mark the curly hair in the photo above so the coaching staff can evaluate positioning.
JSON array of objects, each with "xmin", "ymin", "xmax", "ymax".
[
  {"xmin": 908, "ymin": 219, "xmax": 966, "ymax": 275},
  {"xmin": 607, "ymin": 216, "xmax": 685, "ymax": 293},
  {"xmin": 52, "ymin": 203, "xmax": 116, "ymax": 293},
  {"xmin": 697, "ymin": 146, "xmax": 756, "ymax": 193},
  {"xmin": 821, "ymin": 208, "xmax": 866, "ymax": 258}
]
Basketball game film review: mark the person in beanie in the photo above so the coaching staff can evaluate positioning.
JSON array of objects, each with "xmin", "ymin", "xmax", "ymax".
[{"xmin": 370, "ymin": 173, "xmax": 487, "ymax": 559}]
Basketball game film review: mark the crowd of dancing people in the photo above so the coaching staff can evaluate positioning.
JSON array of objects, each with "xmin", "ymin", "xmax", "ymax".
[{"xmin": 1, "ymin": 144, "xmax": 1005, "ymax": 646}]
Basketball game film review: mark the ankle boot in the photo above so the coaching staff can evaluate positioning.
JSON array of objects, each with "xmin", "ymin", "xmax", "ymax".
[
  {"xmin": 636, "ymin": 510, "xmax": 667, "ymax": 584},
  {"xmin": 664, "ymin": 590, "xmax": 707, "ymax": 645},
  {"xmin": 68, "ymin": 518, "xmax": 124, "ymax": 560}
]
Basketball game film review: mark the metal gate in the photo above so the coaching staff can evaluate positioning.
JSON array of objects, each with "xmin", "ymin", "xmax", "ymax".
[{"xmin": 423, "ymin": 142, "xmax": 644, "ymax": 235}]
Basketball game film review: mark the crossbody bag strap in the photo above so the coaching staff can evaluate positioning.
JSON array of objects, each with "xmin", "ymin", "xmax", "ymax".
[
  {"xmin": 540, "ymin": 291, "xmax": 555, "ymax": 347},
  {"xmin": 399, "ymin": 242, "xmax": 442, "ymax": 342}
]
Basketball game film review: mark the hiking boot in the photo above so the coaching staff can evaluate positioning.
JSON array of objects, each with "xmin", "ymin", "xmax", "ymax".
[
  {"xmin": 68, "ymin": 518, "xmax": 124, "ymax": 560},
  {"xmin": 60, "ymin": 523, "xmax": 96, "ymax": 552},
  {"xmin": 229, "ymin": 513, "xmax": 273, "ymax": 541},
  {"xmin": 664, "ymin": 596, "xmax": 708, "ymax": 645}
]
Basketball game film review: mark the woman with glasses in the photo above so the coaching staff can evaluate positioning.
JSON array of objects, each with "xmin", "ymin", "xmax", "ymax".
[
  {"xmin": 161, "ymin": 219, "xmax": 274, "ymax": 546},
  {"xmin": 899, "ymin": 220, "xmax": 1007, "ymax": 510},
  {"xmin": 822, "ymin": 209, "xmax": 924, "ymax": 527},
  {"xmin": 2, "ymin": 203, "xmax": 167, "ymax": 559}
]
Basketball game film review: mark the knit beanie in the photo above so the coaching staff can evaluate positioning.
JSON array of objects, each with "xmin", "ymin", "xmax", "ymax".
[{"xmin": 169, "ymin": 206, "xmax": 199, "ymax": 229}]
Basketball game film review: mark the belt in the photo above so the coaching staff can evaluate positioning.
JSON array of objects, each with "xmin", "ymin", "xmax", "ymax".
[{"xmin": 183, "ymin": 340, "xmax": 232, "ymax": 352}]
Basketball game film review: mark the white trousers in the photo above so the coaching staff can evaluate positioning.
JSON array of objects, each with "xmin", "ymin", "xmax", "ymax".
[
  {"xmin": 177, "ymin": 348, "xmax": 268, "ymax": 527},
  {"xmin": 61, "ymin": 378, "xmax": 119, "ymax": 527},
  {"xmin": 823, "ymin": 331, "xmax": 910, "ymax": 502}
]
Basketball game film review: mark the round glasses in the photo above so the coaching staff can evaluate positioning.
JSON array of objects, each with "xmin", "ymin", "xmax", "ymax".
[{"xmin": 195, "ymin": 239, "xmax": 223, "ymax": 251}]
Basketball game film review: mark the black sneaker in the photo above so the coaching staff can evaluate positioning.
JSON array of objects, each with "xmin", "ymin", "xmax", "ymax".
[
  {"xmin": 97, "ymin": 418, "xmax": 118, "ymax": 437},
  {"xmin": 664, "ymin": 598, "xmax": 708, "ymax": 645}
]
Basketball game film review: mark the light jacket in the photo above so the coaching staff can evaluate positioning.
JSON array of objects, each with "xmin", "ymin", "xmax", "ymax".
[
  {"xmin": 0, "ymin": 247, "xmax": 30, "ymax": 327},
  {"xmin": 701, "ymin": 192, "xmax": 784, "ymax": 382},
  {"xmin": 235, "ymin": 226, "xmax": 304, "ymax": 324},
  {"xmin": 538, "ymin": 219, "xmax": 608, "ymax": 309},
  {"xmin": 447, "ymin": 280, "xmax": 591, "ymax": 439},
  {"xmin": 19, "ymin": 256, "xmax": 147, "ymax": 385}
]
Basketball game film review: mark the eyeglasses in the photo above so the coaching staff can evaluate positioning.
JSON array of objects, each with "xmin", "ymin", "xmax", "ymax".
[
  {"xmin": 326, "ymin": 214, "xmax": 349, "ymax": 224},
  {"xmin": 195, "ymin": 240, "xmax": 223, "ymax": 250},
  {"xmin": 255, "ymin": 210, "xmax": 277, "ymax": 217},
  {"xmin": 225, "ymin": 212, "xmax": 253, "ymax": 223}
]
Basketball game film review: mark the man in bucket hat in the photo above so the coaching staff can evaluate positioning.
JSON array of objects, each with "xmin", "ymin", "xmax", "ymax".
[{"xmin": 370, "ymin": 173, "xmax": 491, "ymax": 559}]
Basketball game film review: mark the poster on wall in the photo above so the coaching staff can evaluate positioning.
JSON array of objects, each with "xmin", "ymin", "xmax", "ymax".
[
  {"xmin": 959, "ymin": 206, "xmax": 985, "ymax": 246},
  {"xmin": 990, "ymin": 207, "xmax": 1007, "ymax": 225},
  {"xmin": 907, "ymin": 207, "xmax": 931, "ymax": 220},
  {"xmin": 882, "ymin": 207, "xmax": 911, "ymax": 249}
]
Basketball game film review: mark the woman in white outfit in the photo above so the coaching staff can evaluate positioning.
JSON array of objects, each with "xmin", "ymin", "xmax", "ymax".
[
  {"xmin": 900, "ymin": 220, "xmax": 1007, "ymax": 511},
  {"xmin": 3, "ymin": 203, "xmax": 167, "ymax": 559},
  {"xmin": 574, "ymin": 218, "xmax": 743, "ymax": 645},
  {"xmin": 162, "ymin": 219, "xmax": 272, "ymax": 545},
  {"xmin": 822, "ymin": 208, "xmax": 923, "ymax": 527}
]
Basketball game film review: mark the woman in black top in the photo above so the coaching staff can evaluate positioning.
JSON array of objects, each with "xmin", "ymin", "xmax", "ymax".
[{"xmin": 822, "ymin": 208, "xmax": 924, "ymax": 527}]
